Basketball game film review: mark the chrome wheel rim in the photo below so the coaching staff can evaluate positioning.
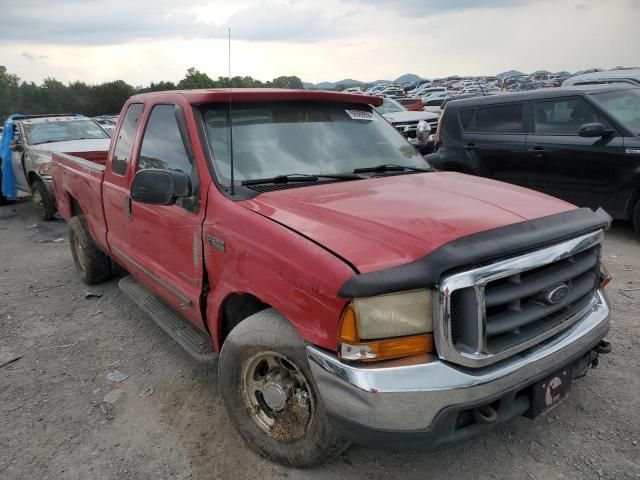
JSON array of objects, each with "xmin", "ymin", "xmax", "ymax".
[
  {"xmin": 72, "ymin": 233, "xmax": 86, "ymax": 272},
  {"xmin": 240, "ymin": 351, "xmax": 314, "ymax": 442}
]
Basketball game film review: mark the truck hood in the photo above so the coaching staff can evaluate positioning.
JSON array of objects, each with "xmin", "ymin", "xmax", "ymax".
[
  {"xmin": 382, "ymin": 110, "xmax": 438, "ymax": 123},
  {"xmin": 30, "ymin": 138, "xmax": 110, "ymax": 154},
  {"xmin": 239, "ymin": 172, "xmax": 576, "ymax": 273}
]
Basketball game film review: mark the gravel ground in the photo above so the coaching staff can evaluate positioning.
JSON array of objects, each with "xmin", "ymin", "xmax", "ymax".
[{"xmin": 1, "ymin": 199, "xmax": 639, "ymax": 480}]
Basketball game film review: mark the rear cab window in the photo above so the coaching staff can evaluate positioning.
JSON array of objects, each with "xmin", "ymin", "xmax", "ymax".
[{"xmin": 111, "ymin": 104, "xmax": 144, "ymax": 175}]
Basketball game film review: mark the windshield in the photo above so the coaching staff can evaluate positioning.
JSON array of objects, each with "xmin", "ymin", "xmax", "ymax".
[
  {"xmin": 23, "ymin": 119, "xmax": 109, "ymax": 145},
  {"xmin": 200, "ymin": 101, "xmax": 425, "ymax": 183},
  {"xmin": 374, "ymin": 98, "xmax": 406, "ymax": 115},
  {"xmin": 591, "ymin": 89, "xmax": 640, "ymax": 135}
]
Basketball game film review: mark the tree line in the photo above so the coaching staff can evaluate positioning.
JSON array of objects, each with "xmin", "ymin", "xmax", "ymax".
[{"xmin": 0, "ymin": 66, "xmax": 304, "ymax": 118}]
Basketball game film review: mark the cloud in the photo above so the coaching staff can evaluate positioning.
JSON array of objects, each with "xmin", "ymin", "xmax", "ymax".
[
  {"xmin": 344, "ymin": 0, "xmax": 530, "ymax": 16},
  {"xmin": 1, "ymin": 0, "xmax": 638, "ymax": 88},
  {"xmin": 0, "ymin": 0, "xmax": 340, "ymax": 45},
  {"xmin": 224, "ymin": 3, "xmax": 336, "ymax": 42},
  {"xmin": 21, "ymin": 52, "xmax": 49, "ymax": 61}
]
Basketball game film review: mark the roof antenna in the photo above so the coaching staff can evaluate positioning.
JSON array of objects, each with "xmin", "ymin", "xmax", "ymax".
[{"xmin": 228, "ymin": 27, "xmax": 235, "ymax": 195}]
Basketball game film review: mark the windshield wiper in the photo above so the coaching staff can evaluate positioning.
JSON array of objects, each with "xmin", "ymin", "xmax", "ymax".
[
  {"xmin": 241, "ymin": 173, "xmax": 360, "ymax": 186},
  {"xmin": 352, "ymin": 164, "xmax": 430, "ymax": 174}
]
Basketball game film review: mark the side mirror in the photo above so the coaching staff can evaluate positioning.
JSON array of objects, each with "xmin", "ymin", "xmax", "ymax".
[
  {"xmin": 417, "ymin": 120, "xmax": 431, "ymax": 143},
  {"xmin": 578, "ymin": 123, "xmax": 612, "ymax": 138},
  {"xmin": 131, "ymin": 169, "xmax": 191, "ymax": 206},
  {"xmin": 11, "ymin": 141, "xmax": 23, "ymax": 152}
]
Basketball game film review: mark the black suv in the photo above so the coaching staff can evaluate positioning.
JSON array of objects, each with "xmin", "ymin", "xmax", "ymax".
[{"xmin": 427, "ymin": 85, "xmax": 640, "ymax": 231}]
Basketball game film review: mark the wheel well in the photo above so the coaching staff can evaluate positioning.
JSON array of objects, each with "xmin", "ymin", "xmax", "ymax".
[
  {"xmin": 28, "ymin": 171, "xmax": 40, "ymax": 186},
  {"xmin": 627, "ymin": 189, "xmax": 640, "ymax": 219},
  {"xmin": 218, "ymin": 293, "xmax": 269, "ymax": 346}
]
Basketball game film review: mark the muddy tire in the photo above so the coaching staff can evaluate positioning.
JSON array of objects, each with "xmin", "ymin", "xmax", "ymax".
[
  {"xmin": 31, "ymin": 180, "xmax": 56, "ymax": 221},
  {"xmin": 68, "ymin": 215, "xmax": 112, "ymax": 284},
  {"xmin": 218, "ymin": 309, "xmax": 348, "ymax": 467}
]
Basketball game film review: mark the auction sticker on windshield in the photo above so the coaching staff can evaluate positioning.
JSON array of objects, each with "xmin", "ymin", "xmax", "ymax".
[{"xmin": 345, "ymin": 109, "xmax": 376, "ymax": 121}]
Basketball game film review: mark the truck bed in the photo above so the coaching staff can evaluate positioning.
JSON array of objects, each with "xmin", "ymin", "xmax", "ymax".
[{"xmin": 51, "ymin": 151, "xmax": 110, "ymax": 254}]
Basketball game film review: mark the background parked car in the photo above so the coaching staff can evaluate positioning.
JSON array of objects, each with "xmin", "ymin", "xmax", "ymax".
[
  {"xmin": 92, "ymin": 115, "xmax": 119, "ymax": 136},
  {"xmin": 2, "ymin": 114, "xmax": 111, "ymax": 219},
  {"xmin": 396, "ymin": 97, "xmax": 424, "ymax": 111},
  {"xmin": 422, "ymin": 92, "xmax": 452, "ymax": 115},
  {"xmin": 427, "ymin": 84, "xmax": 640, "ymax": 231},
  {"xmin": 378, "ymin": 86, "xmax": 406, "ymax": 98},
  {"xmin": 562, "ymin": 68, "xmax": 640, "ymax": 87},
  {"xmin": 375, "ymin": 97, "xmax": 439, "ymax": 153}
]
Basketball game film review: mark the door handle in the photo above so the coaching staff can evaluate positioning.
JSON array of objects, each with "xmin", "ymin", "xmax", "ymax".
[
  {"xmin": 463, "ymin": 143, "xmax": 478, "ymax": 150},
  {"xmin": 529, "ymin": 146, "xmax": 547, "ymax": 158}
]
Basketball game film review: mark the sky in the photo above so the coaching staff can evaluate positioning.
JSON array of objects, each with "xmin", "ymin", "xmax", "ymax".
[{"xmin": 1, "ymin": 0, "xmax": 639, "ymax": 86}]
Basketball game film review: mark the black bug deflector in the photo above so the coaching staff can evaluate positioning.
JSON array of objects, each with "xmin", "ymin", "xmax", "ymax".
[{"xmin": 338, "ymin": 207, "xmax": 612, "ymax": 298}]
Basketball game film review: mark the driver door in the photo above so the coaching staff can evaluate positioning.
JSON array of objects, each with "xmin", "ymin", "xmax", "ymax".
[
  {"xmin": 123, "ymin": 103, "xmax": 207, "ymax": 329},
  {"xmin": 10, "ymin": 124, "xmax": 29, "ymax": 192}
]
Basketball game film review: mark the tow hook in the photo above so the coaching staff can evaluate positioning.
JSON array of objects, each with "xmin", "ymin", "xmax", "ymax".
[
  {"xmin": 594, "ymin": 339, "xmax": 612, "ymax": 355},
  {"xmin": 473, "ymin": 404, "xmax": 498, "ymax": 425},
  {"xmin": 589, "ymin": 340, "xmax": 612, "ymax": 369}
]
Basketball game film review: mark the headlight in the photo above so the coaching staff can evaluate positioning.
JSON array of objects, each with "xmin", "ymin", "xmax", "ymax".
[
  {"xmin": 38, "ymin": 162, "xmax": 53, "ymax": 176},
  {"xmin": 416, "ymin": 120, "xmax": 431, "ymax": 143},
  {"xmin": 338, "ymin": 290, "xmax": 434, "ymax": 362}
]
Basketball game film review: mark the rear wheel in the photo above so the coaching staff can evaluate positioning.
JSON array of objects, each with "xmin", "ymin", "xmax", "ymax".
[
  {"xmin": 218, "ymin": 309, "xmax": 348, "ymax": 467},
  {"xmin": 31, "ymin": 180, "xmax": 56, "ymax": 221},
  {"xmin": 69, "ymin": 215, "xmax": 112, "ymax": 284},
  {"xmin": 632, "ymin": 200, "xmax": 640, "ymax": 235}
]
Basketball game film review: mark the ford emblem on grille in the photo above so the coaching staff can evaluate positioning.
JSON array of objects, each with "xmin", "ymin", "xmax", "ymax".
[{"xmin": 545, "ymin": 284, "xmax": 570, "ymax": 304}]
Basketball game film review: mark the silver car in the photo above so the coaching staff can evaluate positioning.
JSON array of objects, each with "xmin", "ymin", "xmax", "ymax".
[{"xmin": 9, "ymin": 115, "xmax": 111, "ymax": 220}]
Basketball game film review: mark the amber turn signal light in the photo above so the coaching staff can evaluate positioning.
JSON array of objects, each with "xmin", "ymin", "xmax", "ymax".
[
  {"xmin": 599, "ymin": 263, "xmax": 613, "ymax": 289},
  {"xmin": 338, "ymin": 304, "xmax": 434, "ymax": 362}
]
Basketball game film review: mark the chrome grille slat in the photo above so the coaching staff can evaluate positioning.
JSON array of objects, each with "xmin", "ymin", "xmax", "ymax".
[
  {"xmin": 485, "ymin": 271, "xmax": 596, "ymax": 337},
  {"xmin": 484, "ymin": 248, "xmax": 598, "ymax": 307},
  {"xmin": 434, "ymin": 229, "xmax": 604, "ymax": 368}
]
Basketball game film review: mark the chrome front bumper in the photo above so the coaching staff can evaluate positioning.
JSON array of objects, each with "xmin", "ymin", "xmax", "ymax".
[{"xmin": 307, "ymin": 290, "xmax": 609, "ymax": 433}]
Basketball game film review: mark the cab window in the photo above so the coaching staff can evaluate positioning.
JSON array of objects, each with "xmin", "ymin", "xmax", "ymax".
[{"xmin": 138, "ymin": 104, "xmax": 199, "ymax": 212}]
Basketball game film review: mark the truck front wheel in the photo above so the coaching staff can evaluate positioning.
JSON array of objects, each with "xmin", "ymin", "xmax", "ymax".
[
  {"xmin": 218, "ymin": 309, "xmax": 348, "ymax": 467},
  {"xmin": 68, "ymin": 215, "xmax": 112, "ymax": 284},
  {"xmin": 31, "ymin": 180, "xmax": 57, "ymax": 221}
]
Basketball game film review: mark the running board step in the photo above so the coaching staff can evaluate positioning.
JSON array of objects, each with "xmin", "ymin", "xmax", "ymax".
[{"xmin": 119, "ymin": 276, "xmax": 216, "ymax": 363}]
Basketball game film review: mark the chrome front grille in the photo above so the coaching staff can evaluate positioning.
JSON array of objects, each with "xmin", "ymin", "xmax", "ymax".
[
  {"xmin": 393, "ymin": 121, "xmax": 419, "ymax": 138},
  {"xmin": 393, "ymin": 119, "xmax": 439, "ymax": 139},
  {"xmin": 435, "ymin": 230, "xmax": 603, "ymax": 368}
]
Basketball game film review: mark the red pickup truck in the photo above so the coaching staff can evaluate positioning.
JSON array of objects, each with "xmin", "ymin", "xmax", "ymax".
[{"xmin": 52, "ymin": 89, "xmax": 613, "ymax": 467}]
